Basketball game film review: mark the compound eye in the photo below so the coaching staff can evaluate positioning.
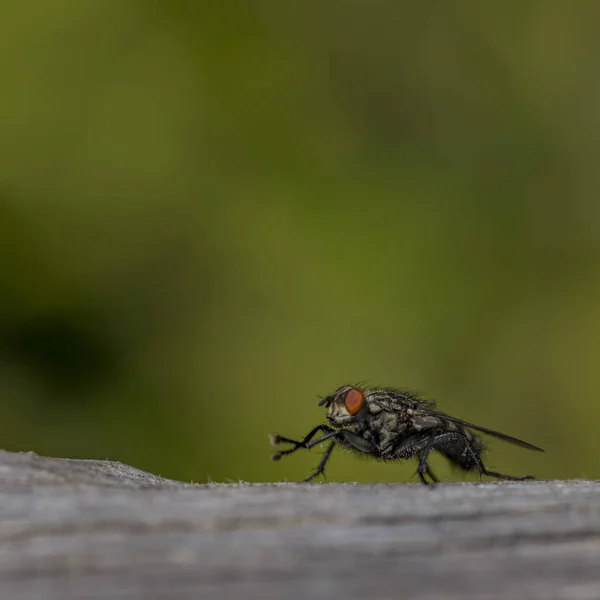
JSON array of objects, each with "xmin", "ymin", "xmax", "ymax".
[{"xmin": 344, "ymin": 387, "xmax": 365, "ymax": 415}]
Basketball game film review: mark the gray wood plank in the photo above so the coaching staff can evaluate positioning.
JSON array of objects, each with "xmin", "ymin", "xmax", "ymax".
[{"xmin": 0, "ymin": 450, "xmax": 598, "ymax": 600}]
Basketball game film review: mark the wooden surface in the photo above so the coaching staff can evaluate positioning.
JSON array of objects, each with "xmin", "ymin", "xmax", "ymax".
[{"xmin": 0, "ymin": 450, "xmax": 599, "ymax": 599}]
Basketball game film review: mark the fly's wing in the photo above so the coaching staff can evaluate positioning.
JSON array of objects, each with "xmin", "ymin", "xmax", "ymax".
[{"xmin": 422, "ymin": 409, "xmax": 544, "ymax": 452}]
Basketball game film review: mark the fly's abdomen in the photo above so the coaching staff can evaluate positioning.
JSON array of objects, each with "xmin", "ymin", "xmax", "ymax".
[{"xmin": 438, "ymin": 428, "xmax": 484, "ymax": 471}]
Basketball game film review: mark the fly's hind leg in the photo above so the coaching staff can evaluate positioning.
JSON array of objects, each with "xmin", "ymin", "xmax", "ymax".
[
  {"xmin": 483, "ymin": 470, "xmax": 534, "ymax": 481},
  {"xmin": 463, "ymin": 436, "xmax": 534, "ymax": 481},
  {"xmin": 477, "ymin": 464, "xmax": 534, "ymax": 481},
  {"xmin": 416, "ymin": 432, "xmax": 441, "ymax": 485},
  {"xmin": 425, "ymin": 465, "xmax": 439, "ymax": 483}
]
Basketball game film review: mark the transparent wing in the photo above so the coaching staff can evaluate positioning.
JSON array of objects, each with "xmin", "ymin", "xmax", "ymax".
[{"xmin": 422, "ymin": 410, "xmax": 544, "ymax": 452}]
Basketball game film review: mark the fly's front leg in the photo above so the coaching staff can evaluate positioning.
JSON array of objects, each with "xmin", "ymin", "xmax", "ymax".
[
  {"xmin": 270, "ymin": 427, "xmax": 373, "ymax": 482},
  {"xmin": 302, "ymin": 440, "xmax": 336, "ymax": 482},
  {"xmin": 300, "ymin": 430, "xmax": 375, "ymax": 482},
  {"xmin": 269, "ymin": 425, "xmax": 335, "ymax": 461}
]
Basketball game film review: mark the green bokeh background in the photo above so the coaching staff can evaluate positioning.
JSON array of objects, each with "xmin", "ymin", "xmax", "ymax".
[{"xmin": 1, "ymin": 1, "xmax": 598, "ymax": 483}]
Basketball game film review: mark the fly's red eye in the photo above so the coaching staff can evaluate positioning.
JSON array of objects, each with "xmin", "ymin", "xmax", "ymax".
[{"xmin": 344, "ymin": 387, "xmax": 365, "ymax": 415}]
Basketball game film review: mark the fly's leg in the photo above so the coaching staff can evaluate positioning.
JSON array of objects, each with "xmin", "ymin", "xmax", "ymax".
[
  {"xmin": 269, "ymin": 425, "xmax": 334, "ymax": 461},
  {"xmin": 416, "ymin": 432, "xmax": 440, "ymax": 485},
  {"xmin": 299, "ymin": 430, "xmax": 373, "ymax": 482},
  {"xmin": 463, "ymin": 438, "xmax": 534, "ymax": 481},
  {"xmin": 302, "ymin": 440, "xmax": 336, "ymax": 482},
  {"xmin": 389, "ymin": 434, "xmax": 437, "ymax": 485},
  {"xmin": 420, "ymin": 430, "xmax": 533, "ymax": 482},
  {"xmin": 271, "ymin": 428, "xmax": 341, "ymax": 483},
  {"xmin": 481, "ymin": 469, "xmax": 534, "ymax": 482},
  {"xmin": 270, "ymin": 427, "xmax": 372, "ymax": 482},
  {"xmin": 426, "ymin": 466, "xmax": 439, "ymax": 483}
]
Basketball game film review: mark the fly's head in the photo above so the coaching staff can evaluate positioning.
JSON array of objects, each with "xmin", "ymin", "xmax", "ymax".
[{"xmin": 318, "ymin": 385, "xmax": 368, "ymax": 428}]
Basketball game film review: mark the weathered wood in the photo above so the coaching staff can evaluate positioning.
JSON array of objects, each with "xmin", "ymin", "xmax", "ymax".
[{"xmin": 0, "ymin": 450, "xmax": 598, "ymax": 599}]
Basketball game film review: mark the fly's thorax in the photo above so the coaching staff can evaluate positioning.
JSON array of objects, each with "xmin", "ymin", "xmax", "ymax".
[
  {"xmin": 368, "ymin": 408, "xmax": 407, "ymax": 434},
  {"xmin": 409, "ymin": 413, "xmax": 443, "ymax": 431},
  {"xmin": 366, "ymin": 399, "xmax": 383, "ymax": 416},
  {"xmin": 366, "ymin": 409, "xmax": 408, "ymax": 454}
]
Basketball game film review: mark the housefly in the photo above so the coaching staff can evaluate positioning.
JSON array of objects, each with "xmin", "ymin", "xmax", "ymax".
[{"xmin": 269, "ymin": 385, "xmax": 544, "ymax": 484}]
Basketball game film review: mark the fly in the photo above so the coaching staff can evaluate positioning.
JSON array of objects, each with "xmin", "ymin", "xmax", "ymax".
[{"xmin": 269, "ymin": 385, "xmax": 544, "ymax": 484}]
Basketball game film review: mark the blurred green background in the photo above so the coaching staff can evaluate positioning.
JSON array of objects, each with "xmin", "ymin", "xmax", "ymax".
[{"xmin": 1, "ymin": 1, "xmax": 598, "ymax": 483}]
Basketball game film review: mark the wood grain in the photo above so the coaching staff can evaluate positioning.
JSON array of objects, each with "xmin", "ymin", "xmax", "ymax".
[{"xmin": 0, "ymin": 449, "xmax": 598, "ymax": 599}]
